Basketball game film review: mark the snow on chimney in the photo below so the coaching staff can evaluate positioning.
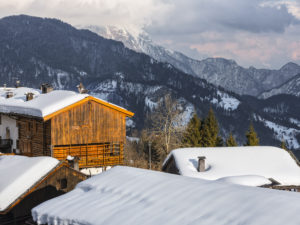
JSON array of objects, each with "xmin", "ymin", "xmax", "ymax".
[
  {"xmin": 197, "ymin": 156, "xmax": 206, "ymax": 172},
  {"xmin": 25, "ymin": 92, "xmax": 34, "ymax": 101},
  {"xmin": 77, "ymin": 83, "xmax": 88, "ymax": 94},
  {"xmin": 67, "ymin": 155, "xmax": 80, "ymax": 171},
  {"xmin": 6, "ymin": 91, "xmax": 13, "ymax": 98},
  {"xmin": 40, "ymin": 83, "xmax": 53, "ymax": 94},
  {"xmin": 15, "ymin": 80, "xmax": 20, "ymax": 88}
]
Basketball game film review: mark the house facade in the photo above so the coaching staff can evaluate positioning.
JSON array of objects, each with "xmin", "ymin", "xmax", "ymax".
[{"xmin": 0, "ymin": 85, "xmax": 134, "ymax": 168}]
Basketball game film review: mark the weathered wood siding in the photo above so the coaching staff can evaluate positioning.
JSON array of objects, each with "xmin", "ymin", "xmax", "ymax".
[
  {"xmin": 51, "ymin": 100, "xmax": 126, "ymax": 145},
  {"xmin": 17, "ymin": 118, "xmax": 44, "ymax": 156}
]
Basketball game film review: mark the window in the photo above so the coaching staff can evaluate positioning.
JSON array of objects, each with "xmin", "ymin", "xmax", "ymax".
[{"xmin": 58, "ymin": 178, "xmax": 68, "ymax": 189}]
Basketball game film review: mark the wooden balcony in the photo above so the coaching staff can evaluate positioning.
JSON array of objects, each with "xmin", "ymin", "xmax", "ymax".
[{"xmin": 52, "ymin": 142, "xmax": 124, "ymax": 168}]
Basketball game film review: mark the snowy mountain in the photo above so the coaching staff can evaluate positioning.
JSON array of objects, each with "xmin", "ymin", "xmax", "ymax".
[
  {"xmin": 259, "ymin": 74, "xmax": 300, "ymax": 99},
  {"xmin": 86, "ymin": 25, "xmax": 300, "ymax": 96},
  {"xmin": 1, "ymin": 15, "xmax": 300, "ymax": 149}
]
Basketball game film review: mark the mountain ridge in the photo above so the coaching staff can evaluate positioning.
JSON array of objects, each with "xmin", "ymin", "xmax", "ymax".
[
  {"xmin": 0, "ymin": 15, "xmax": 300, "ymax": 149},
  {"xmin": 86, "ymin": 25, "xmax": 300, "ymax": 97}
]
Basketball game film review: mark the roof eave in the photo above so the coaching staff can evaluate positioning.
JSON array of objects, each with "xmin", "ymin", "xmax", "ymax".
[{"xmin": 43, "ymin": 96, "xmax": 134, "ymax": 121}]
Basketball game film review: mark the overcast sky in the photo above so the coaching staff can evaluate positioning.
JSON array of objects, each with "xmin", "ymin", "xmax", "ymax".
[{"xmin": 0, "ymin": 0, "xmax": 300, "ymax": 69}]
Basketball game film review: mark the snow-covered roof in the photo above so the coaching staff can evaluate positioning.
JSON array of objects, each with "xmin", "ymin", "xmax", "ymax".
[
  {"xmin": 33, "ymin": 166, "xmax": 300, "ymax": 225},
  {"xmin": 0, "ymin": 155, "xmax": 59, "ymax": 212},
  {"xmin": 0, "ymin": 87, "xmax": 88, "ymax": 118},
  {"xmin": 163, "ymin": 146, "xmax": 300, "ymax": 186},
  {"xmin": 0, "ymin": 87, "xmax": 133, "ymax": 118}
]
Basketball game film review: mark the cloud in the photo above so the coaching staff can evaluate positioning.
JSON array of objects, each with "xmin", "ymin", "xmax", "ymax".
[
  {"xmin": 0, "ymin": 0, "xmax": 299, "ymax": 68},
  {"xmin": 147, "ymin": 0, "xmax": 300, "ymax": 35},
  {"xmin": 0, "ymin": 0, "xmax": 170, "ymax": 31}
]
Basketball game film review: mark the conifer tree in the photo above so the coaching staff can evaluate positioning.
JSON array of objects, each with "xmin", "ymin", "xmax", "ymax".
[
  {"xmin": 280, "ymin": 140, "xmax": 288, "ymax": 150},
  {"xmin": 226, "ymin": 133, "xmax": 237, "ymax": 147},
  {"xmin": 200, "ymin": 108, "xmax": 219, "ymax": 147},
  {"xmin": 182, "ymin": 113, "xmax": 202, "ymax": 147},
  {"xmin": 216, "ymin": 136, "xmax": 224, "ymax": 147},
  {"xmin": 245, "ymin": 123, "xmax": 259, "ymax": 146}
]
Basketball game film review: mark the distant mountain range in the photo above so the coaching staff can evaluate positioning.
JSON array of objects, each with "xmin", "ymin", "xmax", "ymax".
[
  {"xmin": 0, "ymin": 15, "xmax": 300, "ymax": 150},
  {"xmin": 86, "ymin": 25, "xmax": 300, "ymax": 97},
  {"xmin": 259, "ymin": 73, "xmax": 300, "ymax": 99}
]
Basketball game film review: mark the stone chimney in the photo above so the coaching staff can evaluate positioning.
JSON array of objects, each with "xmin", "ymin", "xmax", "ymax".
[
  {"xmin": 197, "ymin": 156, "xmax": 206, "ymax": 172},
  {"xmin": 25, "ymin": 92, "xmax": 34, "ymax": 101},
  {"xmin": 40, "ymin": 83, "xmax": 53, "ymax": 94},
  {"xmin": 15, "ymin": 80, "xmax": 20, "ymax": 88},
  {"xmin": 67, "ymin": 156, "xmax": 80, "ymax": 171},
  {"xmin": 6, "ymin": 91, "xmax": 13, "ymax": 98},
  {"xmin": 77, "ymin": 83, "xmax": 88, "ymax": 94}
]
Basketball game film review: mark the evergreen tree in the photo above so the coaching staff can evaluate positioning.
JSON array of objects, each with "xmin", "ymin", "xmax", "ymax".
[
  {"xmin": 245, "ymin": 123, "xmax": 259, "ymax": 146},
  {"xmin": 216, "ymin": 135, "xmax": 224, "ymax": 147},
  {"xmin": 280, "ymin": 140, "xmax": 288, "ymax": 150},
  {"xmin": 226, "ymin": 133, "xmax": 237, "ymax": 146},
  {"xmin": 182, "ymin": 113, "xmax": 202, "ymax": 147},
  {"xmin": 200, "ymin": 108, "xmax": 219, "ymax": 147}
]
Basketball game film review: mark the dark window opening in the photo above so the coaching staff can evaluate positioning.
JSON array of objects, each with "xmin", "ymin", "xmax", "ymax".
[{"xmin": 59, "ymin": 178, "xmax": 68, "ymax": 189}]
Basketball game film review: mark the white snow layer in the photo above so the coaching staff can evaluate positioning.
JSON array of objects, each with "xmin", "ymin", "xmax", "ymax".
[
  {"xmin": 0, "ymin": 87, "xmax": 88, "ymax": 118},
  {"xmin": 164, "ymin": 146, "xmax": 300, "ymax": 186},
  {"xmin": 32, "ymin": 166, "xmax": 300, "ymax": 225},
  {"xmin": 210, "ymin": 91, "xmax": 240, "ymax": 111},
  {"xmin": 217, "ymin": 175, "xmax": 271, "ymax": 187},
  {"xmin": 0, "ymin": 155, "xmax": 59, "ymax": 211}
]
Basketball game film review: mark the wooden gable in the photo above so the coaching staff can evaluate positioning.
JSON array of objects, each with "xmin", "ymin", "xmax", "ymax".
[{"xmin": 49, "ymin": 97, "xmax": 131, "ymax": 146}]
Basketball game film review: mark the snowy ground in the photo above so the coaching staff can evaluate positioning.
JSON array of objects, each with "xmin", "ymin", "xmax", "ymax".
[
  {"xmin": 32, "ymin": 166, "xmax": 300, "ymax": 225},
  {"xmin": 258, "ymin": 117, "xmax": 300, "ymax": 149}
]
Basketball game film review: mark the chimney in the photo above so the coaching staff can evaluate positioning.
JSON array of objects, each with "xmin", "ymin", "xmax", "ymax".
[
  {"xmin": 40, "ymin": 83, "xmax": 53, "ymax": 94},
  {"xmin": 197, "ymin": 156, "xmax": 206, "ymax": 172},
  {"xmin": 15, "ymin": 80, "xmax": 20, "ymax": 88},
  {"xmin": 77, "ymin": 83, "xmax": 88, "ymax": 94},
  {"xmin": 6, "ymin": 91, "xmax": 13, "ymax": 98},
  {"xmin": 25, "ymin": 92, "xmax": 34, "ymax": 101},
  {"xmin": 67, "ymin": 156, "xmax": 80, "ymax": 171}
]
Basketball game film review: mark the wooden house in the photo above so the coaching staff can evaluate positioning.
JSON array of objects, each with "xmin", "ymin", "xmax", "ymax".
[
  {"xmin": 162, "ymin": 146, "xmax": 300, "ymax": 191},
  {"xmin": 0, "ymin": 155, "xmax": 87, "ymax": 225},
  {"xmin": 0, "ymin": 85, "xmax": 134, "ymax": 168}
]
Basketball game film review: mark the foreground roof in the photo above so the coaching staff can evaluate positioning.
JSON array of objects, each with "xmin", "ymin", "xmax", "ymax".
[
  {"xmin": 0, "ymin": 87, "xmax": 133, "ymax": 119},
  {"xmin": 32, "ymin": 166, "xmax": 300, "ymax": 225},
  {"xmin": 0, "ymin": 155, "xmax": 59, "ymax": 212},
  {"xmin": 163, "ymin": 146, "xmax": 300, "ymax": 186}
]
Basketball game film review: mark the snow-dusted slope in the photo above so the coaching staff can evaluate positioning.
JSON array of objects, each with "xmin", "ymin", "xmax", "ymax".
[
  {"xmin": 164, "ymin": 146, "xmax": 300, "ymax": 186},
  {"xmin": 33, "ymin": 166, "xmax": 300, "ymax": 225},
  {"xmin": 0, "ymin": 155, "xmax": 59, "ymax": 211},
  {"xmin": 84, "ymin": 25, "xmax": 300, "ymax": 96},
  {"xmin": 259, "ymin": 74, "xmax": 300, "ymax": 99}
]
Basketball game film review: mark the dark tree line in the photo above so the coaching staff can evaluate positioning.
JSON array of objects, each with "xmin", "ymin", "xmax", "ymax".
[{"xmin": 182, "ymin": 108, "xmax": 260, "ymax": 147}]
